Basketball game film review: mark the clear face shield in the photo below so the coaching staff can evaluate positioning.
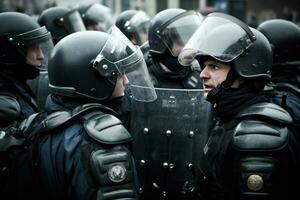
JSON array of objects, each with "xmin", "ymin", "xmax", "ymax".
[
  {"xmin": 157, "ymin": 11, "xmax": 203, "ymax": 56},
  {"xmin": 86, "ymin": 3, "xmax": 114, "ymax": 32},
  {"xmin": 63, "ymin": 9, "xmax": 86, "ymax": 33},
  {"xmin": 92, "ymin": 26, "xmax": 157, "ymax": 102},
  {"xmin": 8, "ymin": 26, "xmax": 53, "ymax": 70},
  {"xmin": 125, "ymin": 11, "xmax": 150, "ymax": 45},
  {"xmin": 179, "ymin": 14, "xmax": 256, "ymax": 66}
]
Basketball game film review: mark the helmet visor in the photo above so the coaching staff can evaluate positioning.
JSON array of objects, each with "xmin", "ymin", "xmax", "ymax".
[
  {"xmin": 158, "ymin": 11, "xmax": 203, "ymax": 56},
  {"xmin": 93, "ymin": 26, "xmax": 157, "ymax": 102},
  {"xmin": 8, "ymin": 26, "xmax": 53, "ymax": 70},
  {"xmin": 129, "ymin": 11, "xmax": 150, "ymax": 28},
  {"xmin": 179, "ymin": 15, "xmax": 254, "ymax": 66},
  {"xmin": 63, "ymin": 9, "xmax": 86, "ymax": 33},
  {"xmin": 86, "ymin": 4, "xmax": 113, "ymax": 32},
  {"xmin": 126, "ymin": 11, "xmax": 150, "ymax": 44}
]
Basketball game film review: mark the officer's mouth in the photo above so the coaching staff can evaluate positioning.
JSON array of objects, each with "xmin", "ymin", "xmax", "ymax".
[{"xmin": 203, "ymin": 84, "xmax": 213, "ymax": 92}]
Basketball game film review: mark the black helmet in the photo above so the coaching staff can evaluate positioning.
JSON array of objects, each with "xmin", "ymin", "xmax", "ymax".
[
  {"xmin": 257, "ymin": 19, "xmax": 300, "ymax": 67},
  {"xmin": 0, "ymin": 12, "xmax": 53, "ymax": 78},
  {"xmin": 180, "ymin": 12, "xmax": 272, "ymax": 81},
  {"xmin": 115, "ymin": 10, "xmax": 150, "ymax": 45},
  {"xmin": 48, "ymin": 27, "xmax": 156, "ymax": 102},
  {"xmin": 148, "ymin": 8, "xmax": 203, "ymax": 56},
  {"xmin": 38, "ymin": 7, "xmax": 86, "ymax": 45},
  {"xmin": 77, "ymin": 3, "xmax": 113, "ymax": 31}
]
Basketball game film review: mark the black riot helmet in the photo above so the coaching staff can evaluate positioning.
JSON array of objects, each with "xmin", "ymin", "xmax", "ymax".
[
  {"xmin": 38, "ymin": 7, "xmax": 86, "ymax": 45},
  {"xmin": 77, "ymin": 3, "xmax": 113, "ymax": 32},
  {"xmin": 257, "ymin": 19, "xmax": 300, "ymax": 68},
  {"xmin": 48, "ymin": 27, "xmax": 156, "ymax": 103},
  {"xmin": 115, "ymin": 10, "xmax": 150, "ymax": 45},
  {"xmin": 148, "ymin": 8, "xmax": 203, "ymax": 56},
  {"xmin": 0, "ymin": 12, "xmax": 53, "ymax": 79},
  {"xmin": 180, "ymin": 12, "xmax": 272, "ymax": 81}
]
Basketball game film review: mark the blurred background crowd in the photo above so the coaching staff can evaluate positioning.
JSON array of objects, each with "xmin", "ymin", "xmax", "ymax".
[{"xmin": 1, "ymin": 0, "xmax": 299, "ymax": 27}]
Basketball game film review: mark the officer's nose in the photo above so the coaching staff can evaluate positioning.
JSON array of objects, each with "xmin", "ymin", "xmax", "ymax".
[
  {"xmin": 37, "ymin": 47, "xmax": 44, "ymax": 60},
  {"xmin": 123, "ymin": 74, "xmax": 129, "ymax": 86},
  {"xmin": 200, "ymin": 66, "xmax": 209, "ymax": 80}
]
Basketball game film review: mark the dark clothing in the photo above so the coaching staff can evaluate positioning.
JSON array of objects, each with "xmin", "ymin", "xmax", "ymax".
[
  {"xmin": 0, "ymin": 73, "xmax": 38, "ymax": 126},
  {"xmin": 266, "ymin": 83, "xmax": 300, "ymax": 131},
  {"xmin": 27, "ymin": 69, "xmax": 50, "ymax": 110},
  {"xmin": 197, "ymin": 86, "xmax": 300, "ymax": 200},
  {"xmin": 36, "ymin": 95, "xmax": 138, "ymax": 200},
  {"xmin": 0, "ymin": 72, "xmax": 39, "ymax": 200},
  {"xmin": 148, "ymin": 58, "xmax": 202, "ymax": 89}
]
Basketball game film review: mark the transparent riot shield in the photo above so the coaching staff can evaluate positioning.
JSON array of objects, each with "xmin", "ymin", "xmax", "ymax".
[{"xmin": 130, "ymin": 88, "xmax": 212, "ymax": 199}]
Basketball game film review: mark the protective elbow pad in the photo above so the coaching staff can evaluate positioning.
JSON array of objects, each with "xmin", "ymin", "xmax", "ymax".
[{"xmin": 89, "ymin": 145, "xmax": 137, "ymax": 199}]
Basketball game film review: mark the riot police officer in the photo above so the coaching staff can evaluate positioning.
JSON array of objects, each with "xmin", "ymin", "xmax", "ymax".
[
  {"xmin": 179, "ymin": 12, "xmax": 300, "ymax": 200},
  {"xmin": 28, "ymin": 6, "xmax": 86, "ymax": 110},
  {"xmin": 257, "ymin": 19, "xmax": 300, "ymax": 133},
  {"xmin": 35, "ymin": 27, "xmax": 156, "ymax": 200},
  {"xmin": 148, "ymin": 8, "xmax": 203, "ymax": 89},
  {"xmin": 38, "ymin": 6, "xmax": 86, "ymax": 45},
  {"xmin": 129, "ymin": 8, "xmax": 212, "ymax": 200},
  {"xmin": 77, "ymin": 3, "xmax": 113, "ymax": 31},
  {"xmin": 0, "ymin": 12, "xmax": 53, "ymax": 128},
  {"xmin": 0, "ymin": 11, "xmax": 53, "ymax": 200}
]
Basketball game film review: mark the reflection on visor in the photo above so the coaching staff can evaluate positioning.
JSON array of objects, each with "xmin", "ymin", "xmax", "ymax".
[
  {"xmin": 86, "ymin": 4, "xmax": 113, "ymax": 32},
  {"xmin": 179, "ymin": 14, "xmax": 255, "ymax": 66},
  {"xmin": 157, "ymin": 11, "xmax": 203, "ymax": 56},
  {"xmin": 63, "ymin": 9, "xmax": 86, "ymax": 33},
  {"xmin": 130, "ymin": 11, "xmax": 150, "ymax": 27}
]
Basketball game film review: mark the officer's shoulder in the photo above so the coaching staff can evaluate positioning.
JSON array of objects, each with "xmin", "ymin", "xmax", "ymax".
[
  {"xmin": 83, "ymin": 112, "xmax": 132, "ymax": 145},
  {"xmin": 0, "ymin": 94, "xmax": 21, "ymax": 124},
  {"xmin": 233, "ymin": 102, "xmax": 292, "ymax": 151},
  {"xmin": 40, "ymin": 103, "xmax": 132, "ymax": 144}
]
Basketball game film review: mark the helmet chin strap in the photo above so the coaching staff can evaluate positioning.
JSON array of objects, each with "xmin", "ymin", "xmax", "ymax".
[{"xmin": 206, "ymin": 68, "xmax": 237, "ymax": 106}]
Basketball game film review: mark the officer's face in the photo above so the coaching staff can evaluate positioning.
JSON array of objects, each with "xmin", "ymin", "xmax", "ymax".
[
  {"xmin": 26, "ymin": 45, "xmax": 44, "ymax": 66},
  {"xmin": 111, "ymin": 74, "xmax": 129, "ymax": 98},
  {"xmin": 200, "ymin": 60, "xmax": 231, "ymax": 99},
  {"xmin": 138, "ymin": 30, "xmax": 148, "ymax": 45},
  {"xmin": 171, "ymin": 40, "xmax": 184, "ymax": 56}
]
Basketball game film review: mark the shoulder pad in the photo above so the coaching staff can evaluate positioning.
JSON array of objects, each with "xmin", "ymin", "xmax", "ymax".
[
  {"xmin": 19, "ymin": 112, "xmax": 42, "ymax": 134},
  {"xmin": 84, "ymin": 112, "xmax": 132, "ymax": 145},
  {"xmin": 17, "ymin": 112, "xmax": 47, "ymax": 138},
  {"xmin": 233, "ymin": 119, "xmax": 289, "ymax": 151},
  {"xmin": 0, "ymin": 95, "xmax": 21, "ymax": 125},
  {"xmin": 41, "ymin": 111, "xmax": 72, "ymax": 132},
  {"xmin": 41, "ymin": 103, "xmax": 119, "ymax": 133},
  {"xmin": 236, "ymin": 102, "xmax": 292, "ymax": 124}
]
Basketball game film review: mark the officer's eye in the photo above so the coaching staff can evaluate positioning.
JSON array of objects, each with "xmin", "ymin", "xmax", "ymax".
[{"xmin": 207, "ymin": 64, "xmax": 220, "ymax": 70}]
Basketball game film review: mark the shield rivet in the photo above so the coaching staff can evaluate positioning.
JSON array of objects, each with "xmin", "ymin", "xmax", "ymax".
[
  {"xmin": 162, "ymin": 191, "xmax": 167, "ymax": 196},
  {"xmin": 143, "ymin": 128, "xmax": 149, "ymax": 134},
  {"xmin": 153, "ymin": 182, "xmax": 159, "ymax": 189},
  {"xmin": 139, "ymin": 188, "xmax": 143, "ymax": 193},
  {"xmin": 188, "ymin": 131, "xmax": 194, "ymax": 138},
  {"xmin": 140, "ymin": 160, "xmax": 146, "ymax": 166},
  {"xmin": 166, "ymin": 130, "xmax": 172, "ymax": 136},
  {"xmin": 163, "ymin": 162, "xmax": 169, "ymax": 168}
]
